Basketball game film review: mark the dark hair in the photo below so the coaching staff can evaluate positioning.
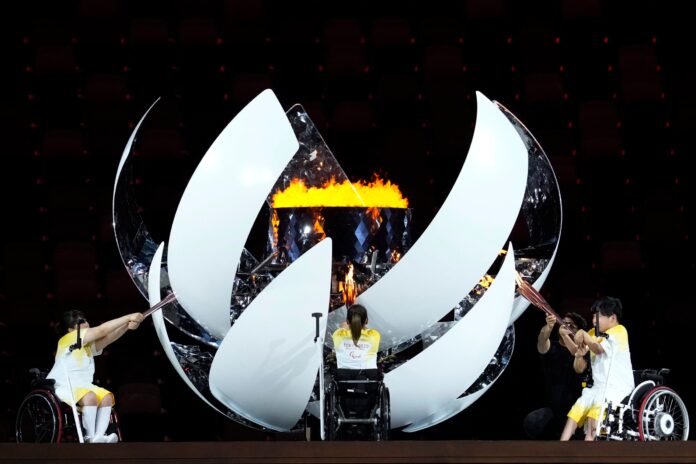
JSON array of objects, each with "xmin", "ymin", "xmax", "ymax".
[
  {"xmin": 590, "ymin": 296, "xmax": 623, "ymax": 322},
  {"xmin": 58, "ymin": 309, "xmax": 86, "ymax": 335},
  {"xmin": 564, "ymin": 311, "xmax": 588, "ymax": 331},
  {"xmin": 346, "ymin": 304, "xmax": 368, "ymax": 346}
]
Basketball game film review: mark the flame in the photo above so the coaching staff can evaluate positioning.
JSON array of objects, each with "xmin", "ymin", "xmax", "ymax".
[
  {"xmin": 390, "ymin": 249, "xmax": 401, "ymax": 263},
  {"xmin": 312, "ymin": 216, "xmax": 326, "ymax": 240},
  {"xmin": 478, "ymin": 274, "xmax": 494, "ymax": 289},
  {"xmin": 342, "ymin": 263, "xmax": 357, "ymax": 306},
  {"xmin": 272, "ymin": 175, "xmax": 409, "ymax": 208},
  {"xmin": 271, "ymin": 209, "xmax": 280, "ymax": 249}
]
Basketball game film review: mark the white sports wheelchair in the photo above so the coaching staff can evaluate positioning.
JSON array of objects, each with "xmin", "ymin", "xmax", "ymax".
[{"xmin": 596, "ymin": 368, "xmax": 689, "ymax": 441}]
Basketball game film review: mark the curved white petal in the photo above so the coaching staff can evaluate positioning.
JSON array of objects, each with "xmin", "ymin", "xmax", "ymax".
[
  {"xmin": 402, "ymin": 385, "xmax": 489, "ymax": 433},
  {"xmin": 112, "ymin": 98, "xmax": 160, "ymax": 220},
  {"xmin": 112, "ymin": 98, "xmax": 161, "ymax": 298},
  {"xmin": 147, "ymin": 242, "xmax": 225, "ymax": 415},
  {"xmin": 329, "ymin": 91, "xmax": 528, "ymax": 349},
  {"xmin": 168, "ymin": 90, "xmax": 299, "ymax": 340},
  {"xmin": 384, "ymin": 243, "xmax": 517, "ymax": 428},
  {"xmin": 209, "ymin": 239, "xmax": 332, "ymax": 432}
]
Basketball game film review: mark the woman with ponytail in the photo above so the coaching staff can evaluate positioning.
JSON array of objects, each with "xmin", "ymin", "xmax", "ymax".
[{"xmin": 332, "ymin": 304, "xmax": 381, "ymax": 379}]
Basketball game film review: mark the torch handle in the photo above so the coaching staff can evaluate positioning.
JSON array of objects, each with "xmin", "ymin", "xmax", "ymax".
[
  {"xmin": 514, "ymin": 272, "xmax": 577, "ymax": 337},
  {"xmin": 142, "ymin": 292, "xmax": 177, "ymax": 318}
]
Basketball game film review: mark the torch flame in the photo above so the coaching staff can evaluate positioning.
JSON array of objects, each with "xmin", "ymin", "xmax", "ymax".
[
  {"xmin": 342, "ymin": 263, "xmax": 357, "ymax": 306},
  {"xmin": 272, "ymin": 175, "xmax": 409, "ymax": 208},
  {"xmin": 391, "ymin": 249, "xmax": 401, "ymax": 263}
]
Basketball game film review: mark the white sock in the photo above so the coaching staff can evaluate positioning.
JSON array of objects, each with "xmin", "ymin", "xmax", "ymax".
[
  {"xmin": 82, "ymin": 405, "xmax": 98, "ymax": 439},
  {"xmin": 95, "ymin": 406, "xmax": 112, "ymax": 437}
]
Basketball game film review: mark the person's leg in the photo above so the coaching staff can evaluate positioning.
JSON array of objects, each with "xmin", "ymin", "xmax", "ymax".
[
  {"xmin": 95, "ymin": 393, "xmax": 114, "ymax": 435},
  {"xmin": 77, "ymin": 392, "xmax": 98, "ymax": 440},
  {"xmin": 584, "ymin": 417, "xmax": 597, "ymax": 441},
  {"xmin": 560, "ymin": 417, "xmax": 578, "ymax": 441},
  {"xmin": 95, "ymin": 391, "xmax": 118, "ymax": 443}
]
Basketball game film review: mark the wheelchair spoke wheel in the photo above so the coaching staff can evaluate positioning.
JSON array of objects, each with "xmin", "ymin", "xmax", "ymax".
[
  {"xmin": 638, "ymin": 386, "xmax": 690, "ymax": 441},
  {"xmin": 373, "ymin": 385, "xmax": 390, "ymax": 441},
  {"xmin": 324, "ymin": 385, "xmax": 338, "ymax": 441},
  {"xmin": 378, "ymin": 387, "xmax": 390, "ymax": 441},
  {"xmin": 16, "ymin": 391, "xmax": 61, "ymax": 443}
]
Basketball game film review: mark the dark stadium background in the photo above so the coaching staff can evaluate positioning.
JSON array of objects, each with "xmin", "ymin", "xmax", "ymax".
[{"xmin": 1, "ymin": 0, "xmax": 693, "ymax": 441}]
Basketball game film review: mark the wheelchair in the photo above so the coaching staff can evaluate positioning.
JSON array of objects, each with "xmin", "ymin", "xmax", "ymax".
[
  {"xmin": 596, "ymin": 368, "xmax": 689, "ymax": 441},
  {"xmin": 323, "ymin": 369, "xmax": 391, "ymax": 441},
  {"xmin": 15, "ymin": 368, "xmax": 121, "ymax": 443}
]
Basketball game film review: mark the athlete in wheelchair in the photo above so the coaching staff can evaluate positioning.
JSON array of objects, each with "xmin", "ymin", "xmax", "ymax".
[
  {"xmin": 560, "ymin": 297, "xmax": 689, "ymax": 441},
  {"xmin": 16, "ymin": 309, "xmax": 144, "ymax": 443},
  {"xmin": 324, "ymin": 304, "xmax": 390, "ymax": 440}
]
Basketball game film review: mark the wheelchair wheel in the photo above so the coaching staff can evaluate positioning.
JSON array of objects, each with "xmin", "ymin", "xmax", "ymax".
[
  {"xmin": 375, "ymin": 385, "xmax": 390, "ymax": 441},
  {"xmin": 324, "ymin": 384, "xmax": 338, "ymax": 441},
  {"xmin": 16, "ymin": 391, "xmax": 62, "ymax": 443},
  {"xmin": 638, "ymin": 386, "xmax": 689, "ymax": 441}
]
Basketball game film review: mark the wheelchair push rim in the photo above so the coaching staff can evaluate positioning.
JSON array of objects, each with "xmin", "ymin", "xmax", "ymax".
[
  {"xmin": 638, "ymin": 386, "xmax": 689, "ymax": 441},
  {"xmin": 16, "ymin": 390, "xmax": 62, "ymax": 443}
]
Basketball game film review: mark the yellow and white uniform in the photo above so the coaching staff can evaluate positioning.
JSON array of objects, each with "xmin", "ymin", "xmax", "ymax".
[
  {"xmin": 46, "ymin": 329, "xmax": 113, "ymax": 406},
  {"xmin": 568, "ymin": 325, "xmax": 634, "ymax": 426},
  {"xmin": 332, "ymin": 328, "xmax": 380, "ymax": 370}
]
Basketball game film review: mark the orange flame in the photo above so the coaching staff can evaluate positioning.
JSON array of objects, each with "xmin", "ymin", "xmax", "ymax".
[
  {"xmin": 271, "ymin": 209, "xmax": 280, "ymax": 249},
  {"xmin": 312, "ymin": 216, "xmax": 326, "ymax": 240},
  {"xmin": 390, "ymin": 249, "xmax": 401, "ymax": 263},
  {"xmin": 342, "ymin": 263, "xmax": 357, "ymax": 306},
  {"xmin": 272, "ymin": 175, "xmax": 409, "ymax": 208}
]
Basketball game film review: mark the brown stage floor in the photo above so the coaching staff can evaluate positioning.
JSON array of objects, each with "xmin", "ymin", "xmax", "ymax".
[{"xmin": 2, "ymin": 441, "xmax": 696, "ymax": 464}]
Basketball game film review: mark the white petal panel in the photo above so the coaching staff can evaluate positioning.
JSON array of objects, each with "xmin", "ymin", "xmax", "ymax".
[
  {"xmin": 167, "ymin": 90, "xmax": 299, "ymax": 340},
  {"xmin": 384, "ymin": 243, "xmax": 517, "ymax": 428},
  {"xmin": 329, "ymin": 91, "xmax": 528, "ymax": 349},
  {"xmin": 112, "ymin": 98, "xmax": 160, "ymax": 216},
  {"xmin": 209, "ymin": 239, "xmax": 332, "ymax": 432},
  {"xmin": 402, "ymin": 386, "xmax": 489, "ymax": 433},
  {"xmin": 147, "ymin": 242, "xmax": 224, "ymax": 415}
]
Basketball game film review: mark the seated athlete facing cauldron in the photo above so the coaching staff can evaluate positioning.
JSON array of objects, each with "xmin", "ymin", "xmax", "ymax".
[{"xmin": 331, "ymin": 304, "xmax": 382, "ymax": 381}]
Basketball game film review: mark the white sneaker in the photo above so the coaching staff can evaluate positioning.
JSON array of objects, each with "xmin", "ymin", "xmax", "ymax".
[
  {"xmin": 89, "ymin": 435, "xmax": 107, "ymax": 443},
  {"xmin": 104, "ymin": 433, "xmax": 119, "ymax": 443}
]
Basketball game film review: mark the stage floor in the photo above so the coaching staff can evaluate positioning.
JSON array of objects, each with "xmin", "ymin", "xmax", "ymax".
[{"xmin": 2, "ymin": 441, "xmax": 696, "ymax": 463}]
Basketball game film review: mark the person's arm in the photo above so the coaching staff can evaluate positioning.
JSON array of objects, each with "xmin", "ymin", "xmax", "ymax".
[
  {"xmin": 573, "ymin": 345, "xmax": 589, "ymax": 374},
  {"xmin": 94, "ymin": 315, "xmax": 143, "ymax": 352},
  {"xmin": 574, "ymin": 329, "xmax": 605, "ymax": 355},
  {"xmin": 558, "ymin": 325, "xmax": 579, "ymax": 355},
  {"xmin": 536, "ymin": 314, "xmax": 555, "ymax": 354},
  {"xmin": 82, "ymin": 313, "xmax": 144, "ymax": 347}
]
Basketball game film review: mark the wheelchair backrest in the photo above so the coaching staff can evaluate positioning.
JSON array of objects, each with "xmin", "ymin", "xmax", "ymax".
[
  {"xmin": 28, "ymin": 368, "xmax": 55, "ymax": 391},
  {"xmin": 633, "ymin": 368, "xmax": 665, "ymax": 386},
  {"xmin": 336, "ymin": 379, "xmax": 381, "ymax": 397},
  {"xmin": 335, "ymin": 379, "xmax": 382, "ymax": 418}
]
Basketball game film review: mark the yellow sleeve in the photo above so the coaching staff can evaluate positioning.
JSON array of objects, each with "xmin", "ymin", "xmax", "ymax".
[
  {"xmin": 607, "ymin": 324, "xmax": 629, "ymax": 351},
  {"xmin": 56, "ymin": 331, "xmax": 78, "ymax": 354}
]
